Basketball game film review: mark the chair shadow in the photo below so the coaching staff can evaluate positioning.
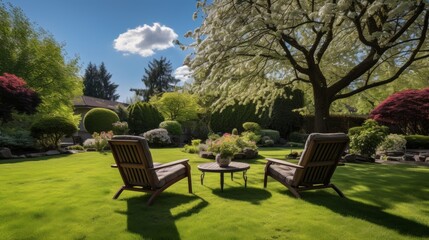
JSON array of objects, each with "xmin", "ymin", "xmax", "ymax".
[
  {"xmin": 303, "ymin": 192, "xmax": 429, "ymax": 237},
  {"xmin": 211, "ymin": 187, "xmax": 272, "ymax": 205},
  {"xmin": 115, "ymin": 193, "xmax": 208, "ymax": 240}
]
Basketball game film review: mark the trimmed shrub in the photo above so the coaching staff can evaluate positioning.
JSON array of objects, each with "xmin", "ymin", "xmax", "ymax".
[
  {"xmin": 128, "ymin": 102, "xmax": 164, "ymax": 135},
  {"xmin": 404, "ymin": 135, "xmax": 429, "ymax": 149},
  {"xmin": 377, "ymin": 134, "xmax": 406, "ymax": 152},
  {"xmin": 67, "ymin": 144, "xmax": 85, "ymax": 151},
  {"xmin": 142, "ymin": 128, "xmax": 171, "ymax": 147},
  {"xmin": 260, "ymin": 129, "xmax": 280, "ymax": 143},
  {"xmin": 31, "ymin": 116, "xmax": 78, "ymax": 150},
  {"xmin": 348, "ymin": 119, "xmax": 389, "ymax": 157},
  {"xmin": 112, "ymin": 121, "xmax": 129, "ymax": 135},
  {"xmin": 0, "ymin": 130, "xmax": 34, "ymax": 150},
  {"xmin": 232, "ymin": 128, "xmax": 239, "ymax": 135},
  {"xmin": 241, "ymin": 131, "xmax": 261, "ymax": 143},
  {"xmin": 84, "ymin": 108, "xmax": 119, "ymax": 134},
  {"xmin": 159, "ymin": 121, "xmax": 183, "ymax": 135},
  {"xmin": 243, "ymin": 122, "xmax": 261, "ymax": 133},
  {"xmin": 182, "ymin": 139, "xmax": 202, "ymax": 154}
]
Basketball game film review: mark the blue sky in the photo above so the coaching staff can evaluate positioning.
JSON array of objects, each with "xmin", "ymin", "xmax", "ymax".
[{"xmin": 8, "ymin": 0, "xmax": 202, "ymax": 102}]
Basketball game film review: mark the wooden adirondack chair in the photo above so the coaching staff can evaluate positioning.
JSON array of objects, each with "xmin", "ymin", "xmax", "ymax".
[
  {"xmin": 264, "ymin": 133, "xmax": 349, "ymax": 198},
  {"xmin": 108, "ymin": 135, "xmax": 192, "ymax": 205}
]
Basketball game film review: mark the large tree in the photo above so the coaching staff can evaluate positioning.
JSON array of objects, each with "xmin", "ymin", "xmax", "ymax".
[
  {"xmin": 83, "ymin": 62, "xmax": 119, "ymax": 101},
  {"xmin": 188, "ymin": 0, "xmax": 429, "ymax": 132},
  {"xmin": 130, "ymin": 57, "xmax": 179, "ymax": 101},
  {"xmin": 0, "ymin": 2, "xmax": 82, "ymax": 124}
]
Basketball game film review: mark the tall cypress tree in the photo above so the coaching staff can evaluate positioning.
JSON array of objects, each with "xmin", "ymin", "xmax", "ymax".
[
  {"xmin": 130, "ymin": 57, "xmax": 179, "ymax": 101},
  {"xmin": 83, "ymin": 62, "xmax": 119, "ymax": 101}
]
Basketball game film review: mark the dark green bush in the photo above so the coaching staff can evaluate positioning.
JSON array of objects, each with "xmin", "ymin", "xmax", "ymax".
[
  {"xmin": 0, "ymin": 130, "xmax": 34, "ymax": 150},
  {"xmin": 128, "ymin": 102, "xmax": 164, "ymax": 135},
  {"xmin": 260, "ymin": 129, "xmax": 280, "ymax": 143},
  {"xmin": 243, "ymin": 122, "xmax": 261, "ymax": 133},
  {"xmin": 404, "ymin": 135, "xmax": 429, "ymax": 149},
  {"xmin": 31, "ymin": 116, "xmax": 77, "ymax": 150},
  {"xmin": 83, "ymin": 108, "xmax": 119, "ymax": 134},
  {"xmin": 348, "ymin": 119, "xmax": 389, "ymax": 157},
  {"xmin": 159, "ymin": 121, "xmax": 183, "ymax": 135},
  {"xmin": 288, "ymin": 132, "xmax": 309, "ymax": 143},
  {"xmin": 210, "ymin": 104, "xmax": 270, "ymax": 133}
]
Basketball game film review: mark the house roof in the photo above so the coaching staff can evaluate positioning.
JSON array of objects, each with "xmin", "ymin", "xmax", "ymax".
[{"xmin": 73, "ymin": 96, "xmax": 127, "ymax": 110}]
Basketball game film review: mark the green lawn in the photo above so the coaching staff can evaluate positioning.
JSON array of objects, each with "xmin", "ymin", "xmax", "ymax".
[{"xmin": 0, "ymin": 148, "xmax": 428, "ymax": 240}]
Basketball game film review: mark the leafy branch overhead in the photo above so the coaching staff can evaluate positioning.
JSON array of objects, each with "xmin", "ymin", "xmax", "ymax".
[{"xmin": 188, "ymin": 0, "xmax": 429, "ymax": 132}]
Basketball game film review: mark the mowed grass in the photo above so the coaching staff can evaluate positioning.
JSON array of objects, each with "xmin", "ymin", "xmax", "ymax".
[{"xmin": 0, "ymin": 148, "xmax": 429, "ymax": 240}]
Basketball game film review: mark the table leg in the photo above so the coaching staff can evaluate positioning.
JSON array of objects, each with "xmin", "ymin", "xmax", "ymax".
[
  {"xmin": 220, "ymin": 172, "xmax": 224, "ymax": 192},
  {"xmin": 243, "ymin": 170, "xmax": 247, "ymax": 188},
  {"xmin": 231, "ymin": 172, "xmax": 233, "ymax": 181},
  {"xmin": 200, "ymin": 172, "xmax": 205, "ymax": 185}
]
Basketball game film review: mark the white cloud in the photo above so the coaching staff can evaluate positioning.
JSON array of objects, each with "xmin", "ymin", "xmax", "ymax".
[
  {"xmin": 174, "ymin": 65, "xmax": 193, "ymax": 82},
  {"xmin": 114, "ymin": 23, "xmax": 178, "ymax": 57}
]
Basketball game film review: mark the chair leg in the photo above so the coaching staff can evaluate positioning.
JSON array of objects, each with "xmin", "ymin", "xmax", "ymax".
[
  {"xmin": 113, "ymin": 186, "xmax": 125, "ymax": 199},
  {"xmin": 187, "ymin": 173, "xmax": 193, "ymax": 193},
  {"xmin": 331, "ymin": 184, "xmax": 345, "ymax": 198},
  {"xmin": 287, "ymin": 186, "xmax": 302, "ymax": 198},
  {"xmin": 147, "ymin": 189, "xmax": 163, "ymax": 206}
]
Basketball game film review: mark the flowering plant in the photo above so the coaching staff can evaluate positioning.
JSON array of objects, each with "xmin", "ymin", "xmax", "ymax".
[
  {"xmin": 92, "ymin": 131, "xmax": 113, "ymax": 151},
  {"xmin": 143, "ymin": 128, "xmax": 171, "ymax": 146},
  {"xmin": 208, "ymin": 134, "xmax": 241, "ymax": 158}
]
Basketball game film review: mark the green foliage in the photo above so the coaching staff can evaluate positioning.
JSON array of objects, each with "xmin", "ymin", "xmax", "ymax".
[
  {"xmin": 268, "ymin": 89, "xmax": 304, "ymax": 138},
  {"xmin": 30, "ymin": 116, "xmax": 77, "ymax": 150},
  {"xmin": 260, "ymin": 129, "xmax": 280, "ymax": 143},
  {"xmin": 0, "ymin": 129, "xmax": 34, "ymax": 150},
  {"xmin": 127, "ymin": 102, "xmax": 164, "ymax": 135},
  {"xmin": 232, "ymin": 128, "xmax": 238, "ymax": 135},
  {"xmin": 159, "ymin": 120, "xmax": 183, "ymax": 135},
  {"xmin": 114, "ymin": 104, "xmax": 129, "ymax": 122},
  {"xmin": 150, "ymin": 92, "xmax": 200, "ymax": 122},
  {"xmin": 112, "ymin": 121, "xmax": 129, "ymax": 135},
  {"xmin": 66, "ymin": 144, "xmax": 85, "ymax": 151},
  {"xmin": 240, "ymin": 131, "xmax": 261, "ymax": 143},
  {"xmin": 288, "ymin": 132, "xmax": 309, "ymax": 144},
  {"xmin": 208, "ymin": 135, "xmax": 241, "ymax": 158},
  {"xmin": 243, "ymin": 122, "xmax": 261, "ymax": 133},
  {"xmin": 83, "ymin": 108, "xmax": 119, "ymax": 134},
  {"xmin": 208, "ymin": 133, "xmax": 221, "ymax": 141},
  {"xmin": 182, "ymin": 139, "xmax": 202, "ymax": 154},
  {"xmin": 348, "ymin": 119, "xmax": 389, "ymax": 157},
  {"xmin": 130, "ymin": 57, "xmax": 179, "ymax": 101},
  {"xmin": 377, "ymin": 134, "xmax": 407, "ymax": 152},
  {"xmin": 210, "ymin": 104, "xmax": 269, "ymax": 133},
  {"xmin": 0, "ymin": 3, "xmax": 83, "ymax": 124},
  {"xmin": 404, "ymin": 135, "xmax": 429, "ymax": 149}
]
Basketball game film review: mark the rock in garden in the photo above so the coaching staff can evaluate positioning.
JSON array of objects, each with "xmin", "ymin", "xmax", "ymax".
[
  {"xmin": 0, "ymin": 147, "xmax": 13, "ymax": 159},
  {"xmin": 46, "ymin": 150, "xmax": 61, "ymax": 156}
]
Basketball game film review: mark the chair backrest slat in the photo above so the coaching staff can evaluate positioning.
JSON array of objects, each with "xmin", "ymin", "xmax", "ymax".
[
  {"xmin": 109, "ymin": 136, "xmax": 158, "ymax": 188},
  {"xmin": 293, "ymin": 133, "xmax": 349, "ymax": 187}
]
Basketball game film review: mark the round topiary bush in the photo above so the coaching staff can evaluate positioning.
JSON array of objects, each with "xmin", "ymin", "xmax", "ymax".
[
  {"xmin": 159, "ymin": 120, "xmax": 183, "ymax": 135},
  {"xmin": 83, "ymin": 108, "xmax": 119, "ymax": 134},
  {"xmin": 31, "ymin": 116, "xmax": 78, "ymax": 149},
  {"xmin": 128, "ymin": 102, "xmax": 164, "ymax": 135},
  {"xmin": 243, "ymin": 122, "xmax": 261, "ymax": 133}
]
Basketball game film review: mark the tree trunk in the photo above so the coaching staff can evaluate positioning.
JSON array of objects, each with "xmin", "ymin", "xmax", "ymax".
[{"xmin": 313, "ymin": 88, "xmax": 331, "ymax": 133}]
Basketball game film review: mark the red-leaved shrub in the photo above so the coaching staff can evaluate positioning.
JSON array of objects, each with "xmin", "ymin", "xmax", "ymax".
[{"xmin": 370, "ymin": 88, "xmax": 429, "ymax": 135}]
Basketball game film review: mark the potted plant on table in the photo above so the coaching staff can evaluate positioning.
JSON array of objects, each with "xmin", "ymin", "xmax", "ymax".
[{"xmin": 209, "ymin": 135, "xmax": 240, "ymax": 167}]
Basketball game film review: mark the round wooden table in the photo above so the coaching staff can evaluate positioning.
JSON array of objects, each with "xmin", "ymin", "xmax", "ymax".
[{"xmin": 197, "ymin": 162, "xmax": 250, "ymax": 191}]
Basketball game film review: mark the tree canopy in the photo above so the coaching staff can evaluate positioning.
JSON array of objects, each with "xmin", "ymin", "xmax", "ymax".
[
  {"xmin": 0, "ymin": 2, "xmax": 82, "ymax": 124},
  {"xmin": 187, "ymin": 0, "xmax": 429, "ymax": 132},
  {"xmin": 150, "ymin": 92, "xmax": 201, "ymax": 122},
  {"xmin": 83, "ymin": 62, "xmax": 119, "ymax": 101},
  {"xmin": 130, "ymin": 57, "xmax": 179, "ymax": 101}
]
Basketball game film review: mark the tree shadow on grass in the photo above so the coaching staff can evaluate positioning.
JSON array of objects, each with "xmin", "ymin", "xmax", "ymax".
[
  {"xmin": 115, "ymin": 193, "xmax": 208, "ymax": 240},
  {"xmin": 304, "ymin": 192, "xmax": 429, "ymax": 238},
  {"xmin": 211, "ymin": 187, "xmax": 271, "ymax": 205}
]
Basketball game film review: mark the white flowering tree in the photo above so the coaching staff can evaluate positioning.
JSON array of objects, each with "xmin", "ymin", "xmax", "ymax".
[{"xmin": 186, "ymin": 0, "xmax": 429, "ymax": 132}]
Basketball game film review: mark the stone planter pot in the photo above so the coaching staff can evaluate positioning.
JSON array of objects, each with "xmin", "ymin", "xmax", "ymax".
[{"xmin": 215, "ymin": 154, "xmax": 231, "ymax": 167}]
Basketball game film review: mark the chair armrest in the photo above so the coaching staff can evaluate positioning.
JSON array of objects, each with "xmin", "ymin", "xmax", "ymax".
[
  {"xmin": 151, "ymin": 159, "xmax": 190, "ymax": 170},
  {"xmin": 266, "ymin": 158, "xmax": 304, "ymax": 169},
  {"xmin": 111, "ymin": 164, "xmax": 118, "ymax": 168}
]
